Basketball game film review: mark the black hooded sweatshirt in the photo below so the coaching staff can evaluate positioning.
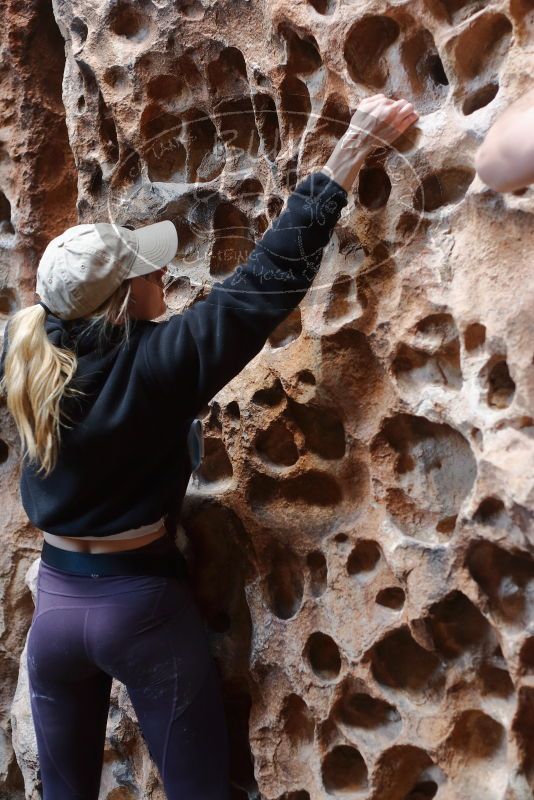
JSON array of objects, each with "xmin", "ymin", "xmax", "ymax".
[{"xmin": 0, "ymin": 171, "xmax": 348, "ymax": 537}]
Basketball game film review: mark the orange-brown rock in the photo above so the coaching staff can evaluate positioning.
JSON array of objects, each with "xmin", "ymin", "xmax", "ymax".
[{"xmin": 1, "ymin": 0, "xmax": 533, "ymax": 798}]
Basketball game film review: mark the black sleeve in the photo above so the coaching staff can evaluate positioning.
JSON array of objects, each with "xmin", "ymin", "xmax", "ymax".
[{"xmin": 141, "ymin": 170, "xmax": 349, "ymax": 417}]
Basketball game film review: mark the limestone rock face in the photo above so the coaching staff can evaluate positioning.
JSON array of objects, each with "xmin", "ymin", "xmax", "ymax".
[{"xmin": 1, "ymin": 0, "xmax": 533, "ymax": 798}]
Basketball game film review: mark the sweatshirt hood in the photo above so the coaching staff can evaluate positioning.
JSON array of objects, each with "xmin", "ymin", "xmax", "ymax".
[{"xmin": 44, "ymin": 314, "xmax": 138, "ymax": 357}]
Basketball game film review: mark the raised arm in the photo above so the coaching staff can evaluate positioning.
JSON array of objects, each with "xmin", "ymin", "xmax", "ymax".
[
  {"xmin": 474, "ymin": 87, "xmax": 534, "ymax": 192},
  {"xmin": 141, "ymin": 95, "xmax": 418, "ymax": 418}
]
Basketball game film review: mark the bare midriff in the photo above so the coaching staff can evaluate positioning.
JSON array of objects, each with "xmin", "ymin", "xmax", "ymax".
[{"xmin": 42, "ymin": 524, "xmax": 167, "ymax": 554}]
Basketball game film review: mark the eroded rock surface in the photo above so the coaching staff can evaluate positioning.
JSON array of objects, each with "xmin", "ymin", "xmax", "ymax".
[{"xmin": 1, "ymin": 0, "xmax": 533, "ymax": 798}]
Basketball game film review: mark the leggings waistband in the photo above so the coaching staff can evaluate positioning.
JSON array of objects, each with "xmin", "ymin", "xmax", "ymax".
[{"xmin": 40, "ymin": 530, "xmax": 189, "ymax": 579}]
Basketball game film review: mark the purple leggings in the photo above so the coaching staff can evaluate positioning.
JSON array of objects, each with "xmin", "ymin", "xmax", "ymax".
[{"xmin": 27, "ymin": 554, "xmax": 230, "ymax": 799}]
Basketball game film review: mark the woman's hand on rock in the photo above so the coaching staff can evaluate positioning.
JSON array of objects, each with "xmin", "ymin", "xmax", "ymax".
[
  {"xmin": 322, "ymin": 94, "xmax": 419, "ymax": 193},
  {"xmin": 349, "ymin": 94, "xmax": 419, "ymax": 150}
]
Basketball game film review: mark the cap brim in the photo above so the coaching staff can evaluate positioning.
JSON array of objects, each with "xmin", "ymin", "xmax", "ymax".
[{"xmin": 126, "ymin": 220, "xmax": 178, "ymax": 278}]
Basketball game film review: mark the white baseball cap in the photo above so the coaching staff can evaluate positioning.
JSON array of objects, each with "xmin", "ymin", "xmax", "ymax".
[{"xmin": 36, "ymin": 220, "xmax": 178, "ymax": 320}]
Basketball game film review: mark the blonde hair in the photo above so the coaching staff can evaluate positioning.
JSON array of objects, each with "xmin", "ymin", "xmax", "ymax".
[{"xmin": 0, "ymin": 280, "xmax": 135, "ymax": 478}]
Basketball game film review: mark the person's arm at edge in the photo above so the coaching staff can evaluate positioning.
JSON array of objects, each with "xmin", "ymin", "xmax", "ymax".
[{"xmin": 474, "ymin": 87, "xmax": 534, "ymax": 192}]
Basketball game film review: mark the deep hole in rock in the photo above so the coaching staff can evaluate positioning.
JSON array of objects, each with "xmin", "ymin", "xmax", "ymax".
[
  {"xmin": 185, "ymin": 504, "xmax": 252, "ymax": 638},
  {"xmin": 307, "ymin": 551, "xmax": 328, "ymax": 597},
  {"xmin": 487, "ymin": 358, "xmax": 516, "ymax": 408},
  {"xmin": 404, "ymin": 781, "xmax": 438, "ymax": 799},
  {"xmin": 426, "ymin": 53, "xmax": 449, "ymax": 86},
  {"xmin": 512, "ymin": 687, "xmax": 534, "ymax": 782},
  {"xmin": 196, "ymin": 435, "xmax": 233, "ymax": 483},
  {"xmin": 358, "ymin": 167, "xmax": 391, "ymax": 209},
  {"xmin": 279, "ymin": 23, "xmax": 322, "ymax": 75},
  {"xmin": 251, "ymin": 377, "xmax": 285, "ymax": 407},
  {"xmin": 103, "ymin": 65, "xmax": 127, "ymax": 91},
  {"xmin": 75, "ymin": 59, "xmax": 99, "ymax": 95},
  {"xmin": 286, "ymin": 398, "xmax": 345, "ymax": 460},
  {"xmin": 265, "ymin": 544, "xmax": 304, "ymax": 619},
  {"xmin": 436, "ymin": 514, "xmax": 457, "ymax": 534},
  {"xmin": 373, "ymin": 745, "xmax": 439, "ymax": 800},
  {"xmin": 215, "ymin": 96, "xmax": 260, "ymax": 155},
  {"xmin": 281, "ymin": 693, "xmax": 315, "ymax": 745},
  {"xmin": 146, "ymin": 138, "xmax": 185, "ymax": 181},
  {"xmin": 108, "ymin": 2, "xmax": 150, "ymax": 41},
  {"xmin": 0, "ymin": 288, "xmax": 18, "ymax": 315},
  {"xmin": 473, "ymin": 495, "xmax": 505, "ymax": 523},
  {"xmin": 222, "ymin": 677, "xmax": 259, "ymax": 795},
  {"xmin": 296, "ymin": 369, "xmax": 316, "ymax": 387},
  {"xmin": 396, "ymin": 211, "xmax": 422, "ymax": 239},
  {"xmin": 462, "ymin": 82, "xmax": 499, "ymax": 115},
  {"xmin": 415, "ymin": 312, "xmax": 457, "ymax": 339},
  {"xmin": 347, "ymin": 540, "xmax": 382, "ymax": 577},
  {"xmin": 0, "ymin": 191, "xmax": 14, "ymax": 234},
  {"xmin": 307, "ymin": 0, "xmax": 336, "ymax": 13},
  {"xmin": 464, "ymin": 322, "xmax": 486, "ymax": 351},
  {"xmin": 392, "ymin": 319, "xmax": 462, "ymax": 390},
  {"xmin": 376, "ymin": 586, "xmax": 405, "ymax": 609},
  {"xmin": 315, "ymin": 93, "xmax": 351, "ymax": 139},
  {"xmin": 0, "ymin": 440, "xmax": 9, "ymax": 464},
  {"xmin": 280, "ymin": 76, "xmax": 311, "ymax": 139},
  {"xmin": 479, "ymin": 662, "xmax": 514, "ymax": 696},
  {"xmin": 321, "ymin": 745, "xmax": 368, "ymax": 793},
  {"xmin": 305, "ymin": 631, "xmax": 341, "ymax": 679},
  {"xmin": 466, "ymin": 540, "xmax": 534, "ymax": 623},
  {"xmin": 141, "ymin": 105, "xmax": 181, "ymax": 140},
  {"xmin": 269, "ymin": 307, "xmax": 302, "ymax": 349},
  {"xmin": 184, "ymin": 112, "xmax": 222, "ymax": 183},
  {"xmin": 452, "ymin": 13, "xmax": 513, "ymax": 80},
  {"xmin": 210, "ymin": 201, "xmax": 254, "ymax": 276},
  {"xmin": 344, "ymin": 15, "xmax": 400, "ymax": 87},
  {"xmin": 446, "ymin": 709, "xmax": 504, "ymax": 758},
  {"xmin": 70, "ymin": 16, "xmax": 88, "ymax": 46},
  {"xmin": 372, "ymin": 414, "xmax": 477, "ymax": 540},
  {"xmin": 426, "ymin": 590, "xmax": 494, "ymax": 658},
  {"xmin": 208, "ymin": 47, "xmax": 248, "ymax": 99},
  {"xmin": 225, "ymin": 401, "xmax": 240, "ymax": 420},
  {"xmin": 87, "ymin": 163, "xmax": 103, "ymax": 194},
  {"xmin": 519, "ymin": 637, "xmax": 534, "ymax": 673},
  {"xmin": 147, "ymin": 73, "xmax": 188, "ymax": 103},
  {"xmin": 334, "ymin": 682, "xmax": 401, "ymax": 732},
  {"xmin": 249, "ymin": 469, "xmax": 343, "ymax": 508},
  {"xmin": 414, "ymin": 168, "xmax": 475, "ymax": 211},
  {"xmin": 325, "ymin": 274, "xmax": 354, "ymax": 321},
  {"xmin": 369, "ymin": 627, "xmax": 443, "ymax": 694},
  {"xmin": 402, "ymin": 29, "xmax": 448, "ymax": 113},
  {"xmin": 267, "ymin": 193, "xmax": 284, "ymax": 219},
  {"xmin": 253, "ymin": 93, "xmax": 281, "ymax": 159},
  {"xmin": 254, "ymin": 417, "xmax": 299, "ymax": 467}
]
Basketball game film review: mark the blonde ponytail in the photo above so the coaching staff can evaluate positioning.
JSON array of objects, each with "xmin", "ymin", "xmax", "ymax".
[{"xmin": 0, "ymin": 279, "xmax": 134, "ymax": 477}]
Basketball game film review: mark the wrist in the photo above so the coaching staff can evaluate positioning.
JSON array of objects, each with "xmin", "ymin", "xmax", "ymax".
[{"xmin": 323, "ymin": 138, "xmax": 372, "ymax": 193}]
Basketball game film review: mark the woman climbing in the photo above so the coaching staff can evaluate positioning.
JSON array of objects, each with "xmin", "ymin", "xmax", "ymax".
[{"xmin": 0, "ymin": 93, "xmax": 418, "ymax": 799}]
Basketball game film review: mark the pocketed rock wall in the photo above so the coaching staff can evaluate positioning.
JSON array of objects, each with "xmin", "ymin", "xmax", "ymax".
[{"xmin": 1, "ymin": 0, "xmax": 533, "ymax": 797}]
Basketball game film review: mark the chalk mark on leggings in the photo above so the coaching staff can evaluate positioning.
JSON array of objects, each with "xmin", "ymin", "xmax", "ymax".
[
  {"xmin": 161, "ymin": 629, "xmax": 179, "ymax": 787},
  {"xmin": 27, "ymin": 623, "xmax": 83, "ymax": 797}
]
